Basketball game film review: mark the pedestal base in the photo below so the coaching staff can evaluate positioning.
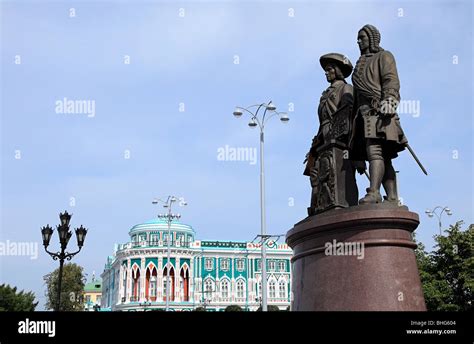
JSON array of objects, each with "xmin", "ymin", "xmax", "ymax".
[{"xmin": 286, "ymin": 204, "xmax": 426, "ymax": 311}]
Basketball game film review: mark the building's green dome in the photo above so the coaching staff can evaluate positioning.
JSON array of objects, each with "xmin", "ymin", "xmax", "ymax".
[
  {"xmin": 130, "ymin": 218, "xmax": 194, "ymax": 232},
  {"xmin": 128, "ymin": 218, "xmax": 195, "ymax": 242}
]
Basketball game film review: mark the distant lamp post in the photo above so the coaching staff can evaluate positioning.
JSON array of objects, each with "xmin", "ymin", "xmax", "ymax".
[
  {"xmin": 425, "ymin": 206, "xmax": 453, "ymax": 235},
  {"xmin": 255, "ymin": 296, "xmax": 262, "ymax": 311},
  {"xmin": 139, "ymin": 301, "xmax": 151, "ymax": 311},
  {"xmin": 233, "ymin": 101, "xmax": 289, "ymax": 312},
  {"xmin": 41, "ymin": 211, "xmax": 88, "ymax": 311},
  {"xmin": 202, "ymin": 289, "xmax": 213, "ymax": 311},
  {"xmin": 152, "ymin": 196, "xmax": 187, "ymax": 311}
]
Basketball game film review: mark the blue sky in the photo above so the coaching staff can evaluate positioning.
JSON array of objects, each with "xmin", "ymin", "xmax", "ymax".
[{"xmin": 1, "ymin": 0, "xmax": 472, "ymax": 310}]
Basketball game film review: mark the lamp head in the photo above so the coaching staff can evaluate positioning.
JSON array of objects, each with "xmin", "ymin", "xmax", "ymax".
[
  {"xmin": 59, "ymin": 211, "xmax": 72, "ymax": 227},
  {"xmin": 75, "ymin": 225, "xmax": 88, "ymax": 247},
  {"xmin": 266, "ymin": 102, "xmax": 276, "ymax": 111},
  {"xmin": 279, "ymin": 112, "xmax": 289, "ymax": 123},
  {"xmin": 65, "ymin": 231, "xmax": 73, "ymax": 246},
  {"xmin": 58, "ymin": 224, "xmax": 69, "ymax": 244},
  {"xmin": 233, "ymin": 107, "xmax": 243, "ymax": 117},
  {"xmin": 41, "ymin": 225, "xmax": 53, "ymax": 247}
]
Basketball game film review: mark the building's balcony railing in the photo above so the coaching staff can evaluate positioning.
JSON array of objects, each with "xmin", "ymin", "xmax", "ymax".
[{"xmin": 119, "ymin": 240, "xmax": 192, "ymax": 250}]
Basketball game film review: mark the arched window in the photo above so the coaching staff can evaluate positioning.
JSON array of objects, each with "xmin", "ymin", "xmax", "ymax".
[
  {"xmin": 163, "ymin": 266, "xmax": 175, "ymax": 301},
  {"xmin": 221, "ymin": 279, "xmax": 229, "ymax": 299},
  {"xmin": 150, "ymin": 276, "xmax": 157, "ymax": 297},
  {"xmin": 204, "ymin": 278, "xmax": 214, "ymax": 301},
  {"xmin": 236, "ymin": 280, "xmax": 245, "ymax": 298},
  {"xmin": 205, "ymin": 279, "xmax": 214, "ymax": 293},
  {"xmin": 180, "ymin": 266, "xmax": 190, "ymax": 301},
  {"xmin": 145, "ymin": 266, "xmax": 157, "ymax": 301},
  {"xmin": 269, "ymin": 280, "xmax": 276, "ymax": 299},
  {"xmin": 279, "ymin": 280, "xmax": 286, "ymax": 299},
  {"xmin": 131, "ymin": 266, "xmax": 140, "ymax": 301}
]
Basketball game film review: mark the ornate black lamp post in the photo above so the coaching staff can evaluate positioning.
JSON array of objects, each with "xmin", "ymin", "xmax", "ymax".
[{"xmin": 41, "ymin": 211, "xmax": 88, "ymax": 311}]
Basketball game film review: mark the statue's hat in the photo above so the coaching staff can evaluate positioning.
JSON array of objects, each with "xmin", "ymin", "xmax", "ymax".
[{"xmin": 319, "ymin": 53, "xmax": 353, "ymax": 78}]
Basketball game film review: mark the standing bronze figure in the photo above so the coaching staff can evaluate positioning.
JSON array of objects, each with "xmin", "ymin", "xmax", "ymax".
[
  {"xmin": 350, "ymin": 24, "xmax": 408, "ymax": 204},
  {"xmin": 287, "ymin": 25, "xmax": 428, "ymax": 313},
  {"xmin": 305, "ymin": 53, "xmax": 362, "ymax": 215}
]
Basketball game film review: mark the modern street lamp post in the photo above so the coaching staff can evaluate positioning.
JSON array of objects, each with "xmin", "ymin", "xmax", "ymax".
[
  {"xmin": 233, "ymin": 101, "xmax": 289, "ymax": 311},
  {"xmin": 425, "ymin": 206, "xmax": 453, "ymax": 235},
  {"xmin": 152, "ymin": 196, "xmax": 187, "ymax": 311},
  {"xmin": 41, "ymin": 211, "xmax": 88, "ymax": 311}
]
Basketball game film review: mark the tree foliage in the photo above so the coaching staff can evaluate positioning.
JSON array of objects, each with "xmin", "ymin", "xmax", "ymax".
[
  {"xmin": 43, "ymin": 263, "xmax": 86, "ymax": 311},
  {"xmin": 256, "ymin": 305, "xmax": 280, "ymax": 311},
  {"xmin": 225, "ymin": 305, "xmax": 243, "ymax": 312},
  {"xmin": 415, "ymin": 221, "xmax": 473, "ymax": 311},
  {"xmin": 0, "ymin": 284, "xmax": 38, "ymax": 311}
]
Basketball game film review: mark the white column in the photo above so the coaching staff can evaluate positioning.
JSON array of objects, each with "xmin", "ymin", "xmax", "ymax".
[
  {"xmin": 158, "ymin": 257, "xmax": 163, "ymax": 299},
  {"xmin": 190, "ymin": 258, "xmax": 194, "ymax": 303},
  {"xmin": 140, "ymin": 258, "xmax": 146, "ymax": 301},
  {"xmin": 126, "ymin": 259, "xmax": 131, "ymax": 302},
  {"xmin": 216, "ymin": 276, "xmax": 220, "ymax": 304},
  {"xmin": 175, "ymin": 257, "xmax": 181, "ymax": 302},
  {"xmin": 231, "ymin": 258, "xmax": 234, "ymax": 303},
  {"xmin": 119, "ymin": 265, "xmax": 125, "ymax": 304},
  {"xmin": 231, "ymin": 278, "xmax": 235, "ymax": 303}
]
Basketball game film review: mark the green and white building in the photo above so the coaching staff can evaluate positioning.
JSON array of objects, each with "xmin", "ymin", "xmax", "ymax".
[{"xmin": 100, "ymin": 217, "xmax": 293, "ymax": 311}]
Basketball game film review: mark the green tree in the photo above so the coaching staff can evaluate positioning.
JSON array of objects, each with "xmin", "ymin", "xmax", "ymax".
[
  {"xmin": 44, "ymin": 263, "xmax": 86, "ymax": 311},
  {"xmin": 225, "ymin": 305, "xmax": 243, "ymax": 312},
  {"xmin": 256, "ymin": 305, "xmax": 280, "ymax": 311},
  {"xmin": 194, "ymin": 306, "xmax": 206, "ymax": 312},
  {"xmin": 0, "ymin": 284, "xmax": 38, "ymax": 311},
  {"xmin": 415, "ymin": 221, "xmax": 473, "ymax": 311}
]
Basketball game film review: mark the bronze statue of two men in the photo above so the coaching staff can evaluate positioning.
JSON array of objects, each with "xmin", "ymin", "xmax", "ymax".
[{"xmin": 305, "ymin": 24, "xmax": 409, "ymax": 215}]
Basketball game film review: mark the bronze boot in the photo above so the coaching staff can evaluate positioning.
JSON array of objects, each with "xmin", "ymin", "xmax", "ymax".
[
  {"xmin": 359, "ymin": 187, "xmax": 382, "ymax": 204},
  {"xmin": 382, "ymin": 161, "xmax": 398, "ymax": 204}
]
